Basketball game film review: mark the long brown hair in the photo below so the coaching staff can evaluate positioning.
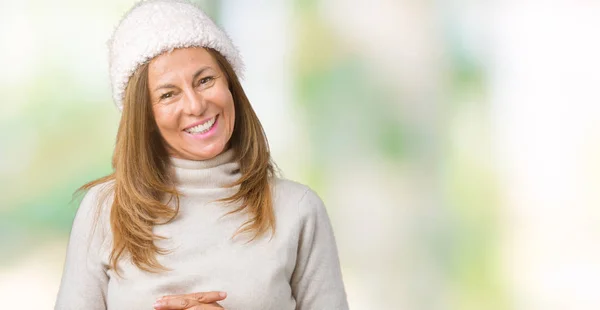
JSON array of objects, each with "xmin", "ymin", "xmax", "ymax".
[{"xmin": 80, "ymin": 48, "xmax": 276, "ymax": 274}]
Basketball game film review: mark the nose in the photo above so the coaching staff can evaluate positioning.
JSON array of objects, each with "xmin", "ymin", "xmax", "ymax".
[{"xmin": 182, "ymin": 87, "xmax": 206, "ymax": 116}]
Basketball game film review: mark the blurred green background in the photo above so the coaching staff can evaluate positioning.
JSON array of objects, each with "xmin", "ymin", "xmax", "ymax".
[{"xmin": 2, "ymin": 1, "xmax": 600, "ymax": 309}]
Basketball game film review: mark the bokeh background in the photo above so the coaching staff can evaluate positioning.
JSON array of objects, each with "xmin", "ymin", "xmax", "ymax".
[{"xmin": 2, "ymin": 0, "xmax": 600, "ymax": 309}]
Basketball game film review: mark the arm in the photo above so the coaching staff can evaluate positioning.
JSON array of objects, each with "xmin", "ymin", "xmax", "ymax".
[
  {"xmin": 55, "ymin": 185, "xmax": 110, "ymax": 310},
  {"xmin": 291, "ymin": 188, "xmax": 349, "ymax": 310}
]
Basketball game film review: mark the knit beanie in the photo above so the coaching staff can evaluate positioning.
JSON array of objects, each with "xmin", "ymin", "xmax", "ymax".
[{"xmin": 108, "ymin": 0, "xmax": 244, "ymax": 111}]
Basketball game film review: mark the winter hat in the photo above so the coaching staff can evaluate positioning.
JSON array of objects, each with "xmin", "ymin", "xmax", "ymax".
[{"xmin": 108, "ymin": 0, "xmax": 244, "ymax": 111}]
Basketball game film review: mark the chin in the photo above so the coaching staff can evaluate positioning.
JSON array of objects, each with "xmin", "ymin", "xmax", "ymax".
[{"xmin": 189, "ymin": 145, "xmax": 226, "ymax": 160}]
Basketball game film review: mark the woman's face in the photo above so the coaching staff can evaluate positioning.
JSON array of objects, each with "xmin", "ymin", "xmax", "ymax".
[{"xmin": 147, "ymin": 47, "xmax": 235, "ymax": 161}]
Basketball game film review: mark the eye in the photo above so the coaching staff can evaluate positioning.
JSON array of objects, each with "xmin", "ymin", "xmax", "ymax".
[
  {"xmin": 198, "ymin": 76, "xmax": 214, "ymax": 85},
  {"xmin": 159, "ymin": 92, "xmax": 174, "ymax": 100}
]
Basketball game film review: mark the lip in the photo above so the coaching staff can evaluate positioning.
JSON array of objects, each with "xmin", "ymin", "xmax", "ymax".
[
  {"xmin": 182, "ymin": 115, "xmax": 218, "ymax": 131},
  {"xmin": 183, "ymin": 115, "xmax": 219, "ymax": 139}
]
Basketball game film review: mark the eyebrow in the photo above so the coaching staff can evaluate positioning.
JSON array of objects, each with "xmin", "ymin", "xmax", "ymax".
[{"xmin": 152, "ymin": 66, "xmax": 212, "ymax": 92}]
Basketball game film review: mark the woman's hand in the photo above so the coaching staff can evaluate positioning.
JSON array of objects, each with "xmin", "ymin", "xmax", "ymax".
[{"xmin": 153, "ymin": 291, "xmax": 227, "ymax": 309}]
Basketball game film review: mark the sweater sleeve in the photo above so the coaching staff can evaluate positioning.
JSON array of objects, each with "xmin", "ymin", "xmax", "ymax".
[
  {"xmin": 291, "ymin": 188, "xmax": 349, "ymax": 310},
  {"xmin": 55, "ymin": 186, "xmax": 110, "ymax": 310}
]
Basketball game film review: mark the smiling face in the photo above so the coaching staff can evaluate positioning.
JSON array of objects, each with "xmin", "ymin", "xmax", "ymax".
[{"xmin": 147, "ymin": 47, "xmax": 235, "ymax": 161}]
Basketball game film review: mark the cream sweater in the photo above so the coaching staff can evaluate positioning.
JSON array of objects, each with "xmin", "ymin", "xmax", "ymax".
[{"xmin": 54, "ymin": 150, "xmax": 348, "ymax": 310}]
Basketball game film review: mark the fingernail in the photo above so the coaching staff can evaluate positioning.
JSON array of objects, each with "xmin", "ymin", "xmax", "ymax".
[
  {"xmin": 153, "ymin": 300, "xmax": 164, "ymax": 308},
  {"xmin": 219, "ymin": 291, "xmax": 227, "ymax": 298}
]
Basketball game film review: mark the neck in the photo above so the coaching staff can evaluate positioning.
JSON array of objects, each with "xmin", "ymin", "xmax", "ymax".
[{"xmin": 169, "ymin": 148, "xmax": 241, "ymax": 189}]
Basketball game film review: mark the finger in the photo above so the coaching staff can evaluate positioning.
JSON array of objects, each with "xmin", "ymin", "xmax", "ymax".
[
  {"xmin": 161, "ymin": 291, "xmax": 227, "ymax": 303},
  {"xmin": 190, "ymin": 291, "xmax": 227, "ymax": 304},
  {"xmin": 155, "ymin": 292, "xmax": 227, "ymax": 309},
  {"xmin": 153, "ymin": 297, "xmax": 198, "ymax": 310},
  {"xmin": 188, "ymin": 303, "xmax": 224, "ymax": 310}
]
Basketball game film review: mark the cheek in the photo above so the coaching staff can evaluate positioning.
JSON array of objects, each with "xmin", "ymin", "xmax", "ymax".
[
  {"xmin": 207, "ymin": 87, "xmax": 235, "ymax": 127},
  {"xmin": 223, "ymin": 96, "xmax": 235, "ymax": 133},
  {"xmin": 223, "ymin": 96, "xmax": 235, "ymax": 120},
  {"xmin": 152, "ymin": 105, "xmax": 179, "ymax": 133}
]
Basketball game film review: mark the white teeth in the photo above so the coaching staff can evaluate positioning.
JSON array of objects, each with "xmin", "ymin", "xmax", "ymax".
[{"xmin": 185, "ymin": 116, "xmax": 216, "ymax": 134}]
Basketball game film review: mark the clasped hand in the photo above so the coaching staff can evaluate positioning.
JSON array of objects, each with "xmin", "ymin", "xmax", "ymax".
[{"xmin": 153, "ymin": 291, "xmax": 227, "ymax": 310}]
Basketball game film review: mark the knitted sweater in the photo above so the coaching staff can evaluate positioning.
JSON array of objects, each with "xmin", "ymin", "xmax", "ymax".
[{"xmin": 54, "ymin": 149, "xmax": 348, "ymax": 309}]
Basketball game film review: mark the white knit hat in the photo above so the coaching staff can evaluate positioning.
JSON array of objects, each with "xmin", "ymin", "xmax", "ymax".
[{"xmin": 108, "ymin": 0, "xmax": 244, "ymax": 111}]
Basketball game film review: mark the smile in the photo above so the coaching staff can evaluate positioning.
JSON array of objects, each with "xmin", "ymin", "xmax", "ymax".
[{"xmin": 184, "ymin": 116, "xmax": 217, "ymax": 134}]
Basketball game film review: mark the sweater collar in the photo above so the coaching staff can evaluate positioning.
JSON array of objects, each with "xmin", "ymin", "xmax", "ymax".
[{"xmin": 169, "ymin": 148, "xmax": 241, "ymax": 189}]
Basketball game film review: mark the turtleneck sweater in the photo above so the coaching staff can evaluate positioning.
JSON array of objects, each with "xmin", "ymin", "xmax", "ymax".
[{"xmin": 54, "ymin": 149, "xmax": 348, "ymax": 310}]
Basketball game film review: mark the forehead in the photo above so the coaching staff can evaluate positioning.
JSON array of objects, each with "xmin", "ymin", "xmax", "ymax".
[{"xmin": 148, "ymin": 47, "xmax": 218, "ymax": 76}]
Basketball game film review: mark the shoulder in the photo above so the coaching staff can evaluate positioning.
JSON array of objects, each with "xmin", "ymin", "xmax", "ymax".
[
  {"xmin": 74, "ymin": 180, "xmax": 115, "ymax": 229},
  {"xmin": 79, "ymin": 180, "xmax": 114, "ymax": 211},
  {"xmin": 271, "ymin": 177, "xmax": 309, "ymax": 199},
  {"xmin": 271, "ymin": 177, "xmax": 327, "ymax": 218},
  {"xmin": 63, "ymin": 181, "xmax": 114, "ymax": 268}
]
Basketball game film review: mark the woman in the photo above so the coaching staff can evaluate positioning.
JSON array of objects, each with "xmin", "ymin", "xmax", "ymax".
[{"xmin": 54, "ymin": 0, "xmax": 348, "ymax": 309}]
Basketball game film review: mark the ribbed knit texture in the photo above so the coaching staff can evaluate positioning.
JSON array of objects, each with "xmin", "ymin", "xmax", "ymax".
[{"xmin": 54, "ymin": 150, "xmax": 348, "ymax": 310}]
